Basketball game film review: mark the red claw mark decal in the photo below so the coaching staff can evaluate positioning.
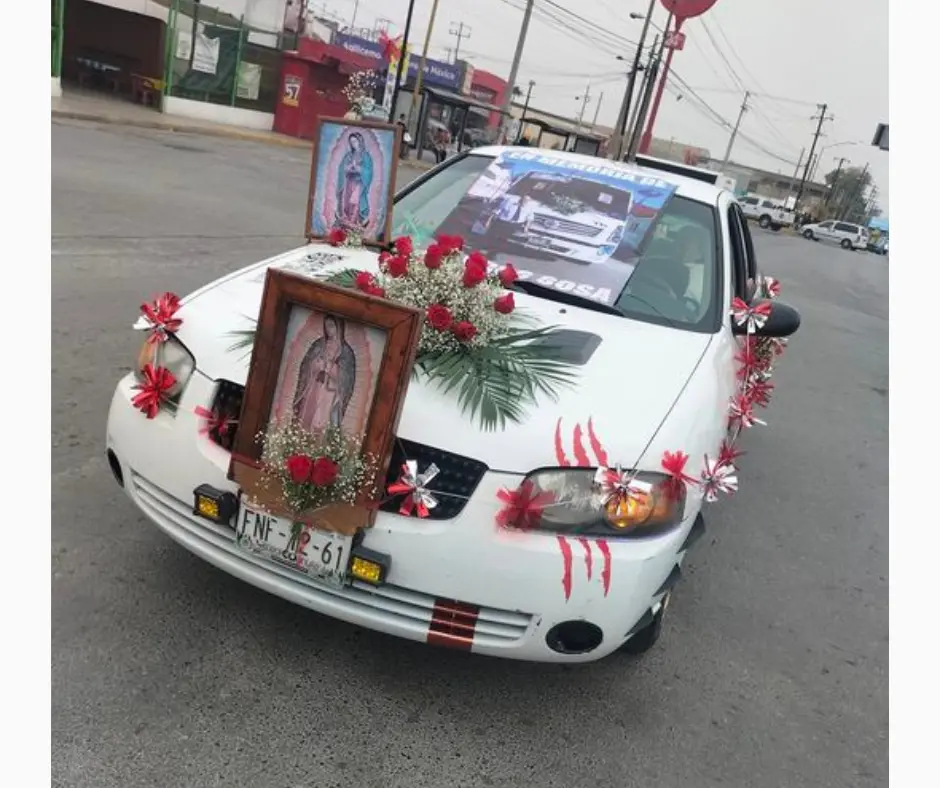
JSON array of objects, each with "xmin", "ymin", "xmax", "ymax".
[
  {"xmin": 597, "ymin": 539, "xmax": 612, "ymax": 597},
  {"xmin": 587, "ymin": 418, "xmax": 609, "ymax": 467},
  {"xmin": 554, "ymin": 419, "xmax": 571, "ymax": 466},
  {"xmin": 554, "ymin": 417, "xmax": 610, "ymax": 468},
  {"xmin": 557, "ymin": 536, "xmax": 574, "ymax": 601},
  {"xmin": 553, "ymin": 418, "xmax": 615, "ymax": 600},
  {"xmin": 571, "ymin": 423, "xmax": 591, "ymax": 467},
  {"xmin": 577, "ymin": 537, "xmax": 593, "ymax": 581}
]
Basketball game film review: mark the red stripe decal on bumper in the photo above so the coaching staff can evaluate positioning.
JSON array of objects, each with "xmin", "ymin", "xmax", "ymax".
[{"xmin": 427, "ymin": 599, "xmax": 480, "ymax": 651}]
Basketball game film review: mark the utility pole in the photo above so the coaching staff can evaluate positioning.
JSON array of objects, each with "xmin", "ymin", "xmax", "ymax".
[
  {"xmin": 824, "ymin": 156, "xmax": 849, "ymax": 206},
  {"xmin": 794, "ymin": 102, "xmax": 833, "ymax": 209},
  {"xmin": 387, "ymin": 0, "xmax": 416, "ymax": 123},
  {"xmin": 637, "ymin": 5, "xmax": 677, "ymax": 155},
  {"xmin": 591, "ymin": 91, "xmax": 604, "ymax": 130},
  {"xmin": 448, "ymin": 21, "xmax": 471, "ymax": 62},
  {"xmin": 782, "ymin": 147, "xmax": 805, "ymax": 208},
  {"xmin": 610, "ymin": 0, "xmax": 657, "ymax": 160},
  {"xmin": 406, "ymin": 0, "xmax": 441, "ymax": 132},
  {"xmin": 626, "ymin": 40, "xmax": 661, "ymax": 162},
  {"xmin": 720, "ymin": 91, "xmax": 750, "ymax": 170},
  {"xmin": 624, "ymin": 34, "xmax": 658, "ymax": 154},
  {"xmin": 350, "ymin": 0, "xmax": 359, "ymax": 29},
  {"xmin": 575, "ymin": 83, "xmax": 592, "ymax": 134},
  {"xmin": 499, "ymin": 0, "xmax": 535, "ymax": 143}
]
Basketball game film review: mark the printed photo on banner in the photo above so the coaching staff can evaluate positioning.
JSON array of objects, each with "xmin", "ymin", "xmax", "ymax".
[
  {"xmin": 306, "ymin": 117, "xmax": 402, "ymax": 247},
  {"xmin": 430, "ymin": 151, "xmax": 678, "ymax": 305}
]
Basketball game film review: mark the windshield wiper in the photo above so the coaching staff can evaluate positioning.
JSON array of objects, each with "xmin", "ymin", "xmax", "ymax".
[{"xmin": 510, "ymin": 280, "xmax": 626, "ymax": 316}]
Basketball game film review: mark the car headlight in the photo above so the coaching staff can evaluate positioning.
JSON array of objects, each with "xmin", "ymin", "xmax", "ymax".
[
  {"xmin": 512, "ymin": 468, "xmax": 685, "ymax": 539},
  {"xmin": 607, "ymin": 225, "xmax": 624, "ymax": 244},
  {"xmin": 135, "ymin": 336, "xmax": 195, "ymax": 398}
]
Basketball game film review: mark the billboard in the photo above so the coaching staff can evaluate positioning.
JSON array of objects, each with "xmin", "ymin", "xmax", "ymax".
[{"xmin": 331, "ymin": 33, "xmax": 462, "ymax": 91}]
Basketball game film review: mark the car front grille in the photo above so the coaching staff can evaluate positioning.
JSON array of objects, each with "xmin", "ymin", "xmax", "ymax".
[
  {"xmin": 532, "ymin": 213, "xmax": 603, "ymax": 238},
  {"xmin": 209, "ymin": 383, "xmax": 487, "ymax": 520}
]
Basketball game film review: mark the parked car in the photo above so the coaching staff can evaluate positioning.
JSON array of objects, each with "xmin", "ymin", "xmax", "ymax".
[
  {"xmin": 739, "ymin": 195, "xmax": 795, "ymax": 231},
  {"xmin": 105, "ymin": 148, "xmax": 800, "ymax": 664},
  {"xmin": 867, "ymin": 233, "xmax": 889, "ymax": 255},
  {"xmin": 801, "ymin": 219, "xmax": 869, "ymax": 250}
]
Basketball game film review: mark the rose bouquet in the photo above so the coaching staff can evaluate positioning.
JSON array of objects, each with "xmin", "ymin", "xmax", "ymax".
[{"xmin": 255, "ymin": 421, "xmax": 380, "ymax": 516}]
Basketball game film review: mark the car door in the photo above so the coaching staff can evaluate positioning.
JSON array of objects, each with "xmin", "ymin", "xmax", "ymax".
[{"xmin": 816, "ymin": 220, "xmax": 835, "ymax": 243}]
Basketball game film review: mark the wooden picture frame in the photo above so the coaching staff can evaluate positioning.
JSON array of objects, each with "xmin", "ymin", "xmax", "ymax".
[
  {"xmin": 229, "ymin": 268, "xmax": 422, "ymax": 535},
  {"xmin": 305, "ymin": 116, "xmax": 403, "ymax": 249}
]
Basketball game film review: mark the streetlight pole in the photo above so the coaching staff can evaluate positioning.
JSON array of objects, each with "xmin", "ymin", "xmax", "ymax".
[
  {"xmin": 610, "ymin": 0, "xmax": 657, "ymax": 160},
  {"xmin": 387, "ymin": 0, "xmax": 417, "ymax": 123}
]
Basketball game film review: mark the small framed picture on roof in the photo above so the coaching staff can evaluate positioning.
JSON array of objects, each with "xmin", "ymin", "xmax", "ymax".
[{"xmin": 305, "ymin": 116, "xmax": 403, "ymax": 248}]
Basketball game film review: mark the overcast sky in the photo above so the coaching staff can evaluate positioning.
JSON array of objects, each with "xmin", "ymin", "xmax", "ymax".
[{"xmin": 317, "ymin": 0, "xmax": 888, "ymax": 211}]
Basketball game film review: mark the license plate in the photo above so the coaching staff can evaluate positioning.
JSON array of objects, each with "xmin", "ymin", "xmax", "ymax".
[{"xmin": 234, "ymin": 503, "xmax": 352, "ymax": 586}]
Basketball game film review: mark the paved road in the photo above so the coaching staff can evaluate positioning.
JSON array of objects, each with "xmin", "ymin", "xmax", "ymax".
[{"xmin": 52, "ymin": 119, "xmax": 887, "ymax": 788}]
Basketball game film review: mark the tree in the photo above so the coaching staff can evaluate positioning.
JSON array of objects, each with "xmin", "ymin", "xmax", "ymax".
[{"xmin": 823, "ymin": 165, "xmax": 872, "ymax": 222}]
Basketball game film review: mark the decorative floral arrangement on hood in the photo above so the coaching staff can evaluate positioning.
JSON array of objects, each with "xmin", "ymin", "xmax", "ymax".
[{"xmin": 227, "ymin": 232, "xmax": 580, "ymax": 431}]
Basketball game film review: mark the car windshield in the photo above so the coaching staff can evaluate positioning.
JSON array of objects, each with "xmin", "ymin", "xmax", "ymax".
[{"xmin": 391, "ymin": 153, "xmax": 720, "ymax": 332}]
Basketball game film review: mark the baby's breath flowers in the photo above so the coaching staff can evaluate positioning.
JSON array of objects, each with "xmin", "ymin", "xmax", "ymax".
[
  {"xmin": 257, "ymin": 420, "xmax": 379, "ymax": 516},
  {"xmin": 342, "ymin": 70, "xmax": 380, "ymax": 117}
]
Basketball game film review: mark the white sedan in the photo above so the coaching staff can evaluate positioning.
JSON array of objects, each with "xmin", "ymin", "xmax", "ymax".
[{"xmin": 105, "ymin": 148, "xmax": 800, "ymax": 663}]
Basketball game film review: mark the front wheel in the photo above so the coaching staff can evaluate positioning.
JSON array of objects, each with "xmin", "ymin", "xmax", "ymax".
[
  {"xmin": 758, "ymin": 215, "xmax": 771, "ymax": 229},
  {"xmin": 841, "ymin": 238, "xmax": 853, "ymax": 250},
  {"xmin": 803, "ymin": 230, "xmax": 815, "ymax": 240}
]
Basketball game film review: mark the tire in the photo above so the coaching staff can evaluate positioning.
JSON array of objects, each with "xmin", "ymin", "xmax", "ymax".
[
  {"xmin": 771, "ymin": 224, "xmax": 781, "ymax": 232},
  {"xmin": 758, "ymin": 215, "xmax": 771, "ymax": 229},
  {"xmin": 841, "ymin": 239, "xmax": 853, "ymax": 250},
  {"xmin": 803, "ymin": 230, "xmax": 814, "ymax": 240},
  {"xmin": 620, "ymin": 595, "xmax": 669, "ymax": 656}
]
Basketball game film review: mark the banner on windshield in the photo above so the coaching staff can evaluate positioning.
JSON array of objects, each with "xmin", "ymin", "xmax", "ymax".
[{"xmin": 432, "ymin": 151, "xmax": 678, "ymax": 305}]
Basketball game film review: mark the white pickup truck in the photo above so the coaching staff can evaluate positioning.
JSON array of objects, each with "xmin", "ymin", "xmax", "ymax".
[{"xmin": 738, "ymin": 195, "xmax": 795, "ymax": 231}]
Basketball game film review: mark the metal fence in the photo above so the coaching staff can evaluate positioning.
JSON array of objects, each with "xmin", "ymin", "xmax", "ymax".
[{"xmin": 163, "ymin": 0, "xmax": 287, "ymax": 113}]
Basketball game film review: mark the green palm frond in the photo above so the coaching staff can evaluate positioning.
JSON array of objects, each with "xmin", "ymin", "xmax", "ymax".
[
  {"xmin": 418, "ymin": 325, "xmax": 579, "ymax": 431},
  {"xmin": 324, "ymin": 268, "xmax": 365, "ymax": 289}
]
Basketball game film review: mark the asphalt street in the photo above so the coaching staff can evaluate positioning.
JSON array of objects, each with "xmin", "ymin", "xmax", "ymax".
[{"xmin": 52, "ymin": 119, "xmax": 888, "ymax": 788}]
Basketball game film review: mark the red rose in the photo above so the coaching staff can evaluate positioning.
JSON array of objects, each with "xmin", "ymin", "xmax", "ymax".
[
  {"xmin": 426, "ymin": 304, "xmax": 453, "ymax": 331},
  {"xmin": 310, "ymin": 456, "xmax": 340, "ymax": 486},
  {"xmin": 368, "ymin": 285, "xmax": 386, "ymax": 298},
  {"xmin": 437, "ymin": 234, "xmax": 464, "ymax": 254},
  {"xmin": 498, "ymin": 263, "xmax": 519, "ymax": 287},
  {"xmin": 462, "ymin": 255, "xmax": 488, "ymax": 288},
  {"xmin": 355, "ymin": 272, "xmax": 376, "ymax": 292},
  {"xmin": 393, "ymin": 236, "xmax": 414, "ymax": 256},
  {"xmin": 378, "ymin": 250, "xmax": 392, "ymax": 265},
  {"xmin": 424, "ymin": 243, "xmax": 444, "ymax": 269},
  {"xmin": 285, "ymin": 454, "xmax": 314, "ymax": 484},
  {"xmin": 494, "ymin": 293, "xmax": 515, "ymax": 314},
  {"xmin": 386, "ymin": 254, "xmax": 409, "ymax": 278},
  {"xmin": 327, "ymin": 228, "xmax": 347, "ymax": 247},
  {"xmin": 452, "ymin": 320, "xmax": 478, "ymax": 342}
]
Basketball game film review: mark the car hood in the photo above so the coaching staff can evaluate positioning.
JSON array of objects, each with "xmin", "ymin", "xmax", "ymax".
[{"xmin": 172, "ymin": 245, "xmax": 713, "ymax": 472}]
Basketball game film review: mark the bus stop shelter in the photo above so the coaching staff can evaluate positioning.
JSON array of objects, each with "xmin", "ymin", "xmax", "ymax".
[
  {"xmin": 518, "ymin": 118, "xmax": 604, "ymax": 156},
  {"xmin": 413, "ymin": 87, "xmax": 508, "ymax": 160}
]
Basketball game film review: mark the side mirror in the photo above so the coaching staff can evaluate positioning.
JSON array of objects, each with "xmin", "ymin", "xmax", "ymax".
[{"xmin": 732, "ymin": 299, "xmax": 801, "ymax": 338}]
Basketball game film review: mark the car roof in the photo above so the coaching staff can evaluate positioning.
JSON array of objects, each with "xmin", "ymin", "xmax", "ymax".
[{"xmin": 469, "ymin": 146, "xmax": 726, "ymax": 206}]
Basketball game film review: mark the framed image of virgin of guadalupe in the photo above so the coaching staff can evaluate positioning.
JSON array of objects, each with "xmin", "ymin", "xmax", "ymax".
[
  {"xmin": 229, "ymin": 269, "xmax": 422, "ymax": 537},
  {"xmin": 305, "ymin": 117, "xmax": 402, "ymax": 248}
]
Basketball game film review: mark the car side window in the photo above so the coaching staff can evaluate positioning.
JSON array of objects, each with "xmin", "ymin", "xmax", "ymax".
[{"xmin": 726, "ymin": 206, "xmax": 749, "ymax": 300}]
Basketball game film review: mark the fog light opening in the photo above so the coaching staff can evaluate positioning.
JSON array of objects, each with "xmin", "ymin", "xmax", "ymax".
[
  {"xmin": 545, "ymin": 620, "xmax": 604, "ymax": 655},
  {"xmin": 107, "ymin": 450, "xmax": 124, "ymax": 488}
]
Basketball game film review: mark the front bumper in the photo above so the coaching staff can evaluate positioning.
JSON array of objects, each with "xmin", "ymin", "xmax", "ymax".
[{"xmin": 106, "ymin": 372, "xmax": 703, "ymax": 663}]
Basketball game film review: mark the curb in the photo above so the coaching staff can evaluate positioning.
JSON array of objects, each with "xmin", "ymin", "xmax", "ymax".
[{"xmin": 52, "ymin": 109, "xmax": 436, "ymax": 170}]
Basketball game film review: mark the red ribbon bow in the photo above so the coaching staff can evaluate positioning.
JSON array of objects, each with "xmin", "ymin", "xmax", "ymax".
[
  {"xmin": 379, "ymin": 32, "xmax": 403, "ymax": 63},
  {"xmin": 194, "ymin": 405, "xmax": 235, "ymax": 436},
  {"xmin": 496, "ymin": 481, "xmax": 555, "ymax": 531},
  {"xmin": 131, "ymin": 364, "xmax": 177, "ymax": 419},
  {"xmin": 661, "ymin": 450, "xmax": 698, "ymax": 501},
  {"xmin": 141, "ymin": 292, "xmax": 182, "ymax": 344}
]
